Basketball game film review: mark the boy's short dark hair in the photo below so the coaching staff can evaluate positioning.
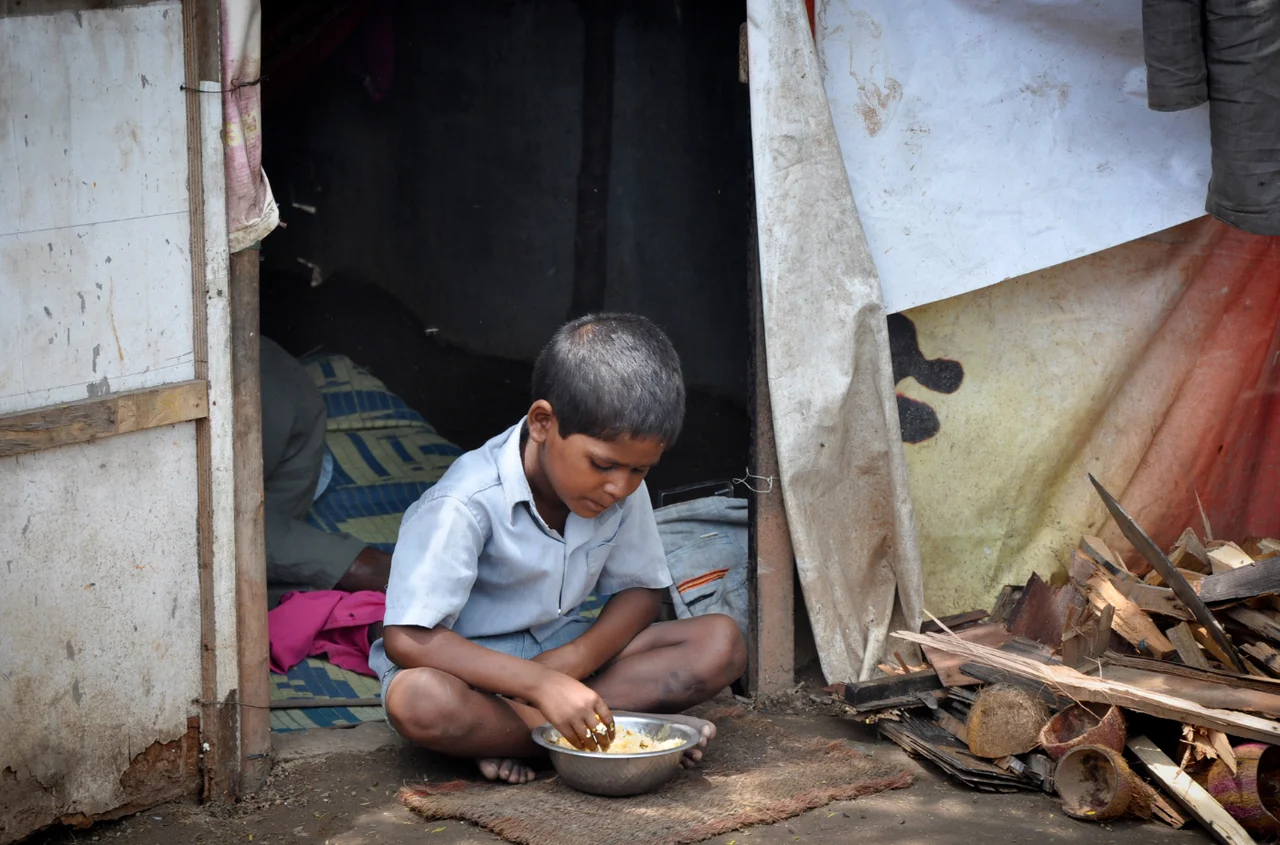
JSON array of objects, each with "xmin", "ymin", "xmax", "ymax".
[{"xmin": 533, "ymin": 313, "xmax": 685, "ymax": 445}]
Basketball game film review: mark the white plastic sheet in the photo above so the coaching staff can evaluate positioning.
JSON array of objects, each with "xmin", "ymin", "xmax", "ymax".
[
  {"xmin": 748, "ymin": 0, "xmax": 924, "ymax": 683},
  {"xmin": 817, "ymin": 0, "xmax": 1213, "ymax": 314}
]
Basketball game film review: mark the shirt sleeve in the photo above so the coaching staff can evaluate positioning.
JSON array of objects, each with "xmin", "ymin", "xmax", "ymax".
[
  {"xmin": 595, "ymin": 483, "xmax": 674, "ymax": 595},
  {"xmin": 383, "ymin": 493, "xmax": 486, "ymax": 630}
]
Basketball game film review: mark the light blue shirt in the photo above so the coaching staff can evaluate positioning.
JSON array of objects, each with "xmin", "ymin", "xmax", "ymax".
[{"xmin": 382, "ymin": 421, "xmax": 673, "ymax": 642}]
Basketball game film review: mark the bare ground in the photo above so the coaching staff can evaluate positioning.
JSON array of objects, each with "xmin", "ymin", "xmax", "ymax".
[{"xmin": 25, "ymin": 698, "xmax": 1210, "ymax": 845}]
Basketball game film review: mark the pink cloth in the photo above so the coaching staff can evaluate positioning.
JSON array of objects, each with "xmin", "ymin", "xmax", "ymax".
[{"xmin": 268, "ymin": 590, "xmax": 385, "ymax": 677}]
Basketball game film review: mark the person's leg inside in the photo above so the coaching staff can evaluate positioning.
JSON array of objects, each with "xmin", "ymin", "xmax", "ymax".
[{"xmin": 260, "ymin": 337, "xmax": 391, "ymax": 606}]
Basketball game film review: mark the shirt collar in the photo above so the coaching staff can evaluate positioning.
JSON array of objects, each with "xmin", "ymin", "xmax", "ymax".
[{"xmin": 497, "ymin": 420, "xmax": 535, "ymax": 523}]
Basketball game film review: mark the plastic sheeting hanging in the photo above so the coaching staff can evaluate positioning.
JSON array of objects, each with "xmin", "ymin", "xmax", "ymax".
[
  {"xmin": 746, "ymin": 0, "xmax": 924, "ymax": 683},
  {"xmin": 222, "ymin": 0, "xmax": 278, "ymax": 252}
]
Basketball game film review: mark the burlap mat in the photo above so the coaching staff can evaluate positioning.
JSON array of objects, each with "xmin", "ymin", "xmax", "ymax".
[{"xmin": 399, "ymin": 707, "xmax": 913, "ymax": 845}]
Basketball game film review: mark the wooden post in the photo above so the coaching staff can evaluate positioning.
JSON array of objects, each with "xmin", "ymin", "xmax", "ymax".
[
  {"xmin": 230, "ymin": 247, "xmax": 270, "ymax": 792},
  {"xmin": 747, "ymin": 167, "xmax": 795, "ymax": 696},
  {"xmin": 183, "ymin": 0, "xmax": 242, "ymax": 804}
]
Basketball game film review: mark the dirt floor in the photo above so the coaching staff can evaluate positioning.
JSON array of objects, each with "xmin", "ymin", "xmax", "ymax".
[{"xmin": 27, "ymin": 700, "xmax": 1210, "ymax": 845}]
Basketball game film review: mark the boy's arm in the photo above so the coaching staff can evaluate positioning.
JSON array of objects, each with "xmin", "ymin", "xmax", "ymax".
[
  {"xmin": 385, "ymin": 494, "xmax": 614, "ymax": 744},
  {"xmin": 384, "ymin": 625, "xmax": 614, "ymax": 746},
  {"xmin": 532, "ymin": 588, "xmax": 662, "ymax": 680}
]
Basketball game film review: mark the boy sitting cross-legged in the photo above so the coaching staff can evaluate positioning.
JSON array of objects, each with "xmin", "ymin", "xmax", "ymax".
[{"xmin": 369, "ymin": 313, "xmax": 748, "ymax": 783}]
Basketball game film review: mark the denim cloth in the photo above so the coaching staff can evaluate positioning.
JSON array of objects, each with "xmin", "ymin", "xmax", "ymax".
[{"xmin": 655, "ymin": 497, "xmax": 749, "ymax": 644}]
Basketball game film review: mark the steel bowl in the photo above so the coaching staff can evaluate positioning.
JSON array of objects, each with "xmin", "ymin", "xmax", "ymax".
[{"xmin": 531, "ymin": 714, "xmax": 699, "ymax": 797}]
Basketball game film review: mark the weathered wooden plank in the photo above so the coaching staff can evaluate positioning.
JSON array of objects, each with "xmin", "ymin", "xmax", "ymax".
[
  {"xmin": 1101, "ymin": 653, "xmax": 1280, "ymax": 694},
  {"xmin": 1226, "ymin": 608, "xmax": 1280, "ymax": 644},
  {"xmin": 1243, "ymin": 643, "xmax": 1280, "ymax": 677},
  {"xmin": 1098, "ymin": 665, "xmax": 1280, "ymax": 717},
  {"xmin": 897, "ymin": 631, "xmax": 1280, "ymax": 745},
  {"xmin": 0, "ymin": 380, "xmax": 208, "ymax": 457},
  {"xmin": 843, "ymin": 670, "xmax": 943, "ymax": 712},
  {"xmin": 1128, "ymin": 736, "xmax": 1257, "ymax": 845},
  {"xmin": 1166, "ymin": 622, "xmax": 1211, "ymax": 670},
  {"xmin": 1115, "ymin": 580, "xmax": 1192, "ymax": 620},
  {"xmin": 921, "ymin": 610, "xmax": 990, "ymax": 634},
  {"xmin": 1085, "ymin": 574, "xmax": 1176, "ymax": 658},
  {"xmin": 922, "ymin": 623, "xmax": 1014, "ymax": 687},
  {"xmin": 1199, "ymin": 557, "xmax": 1280, "ymax": 605},
  {"xmin": 1088, "ymin": 475, "xmax": 1245, "ymax": 672}
]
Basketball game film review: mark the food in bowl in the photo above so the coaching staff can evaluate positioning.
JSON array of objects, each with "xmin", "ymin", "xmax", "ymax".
[{"xmin": 553, "ymin": 726, "xmax": 685, "ymax": 754}]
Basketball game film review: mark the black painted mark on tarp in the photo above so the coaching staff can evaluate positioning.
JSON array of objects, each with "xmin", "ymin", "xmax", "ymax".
[{"xmin": 888, "ymin": 313, "xmax": 964, "ymax": 444}]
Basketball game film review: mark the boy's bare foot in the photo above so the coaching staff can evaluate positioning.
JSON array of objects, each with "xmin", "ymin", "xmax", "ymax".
[{"xmin": 477, "ymin": 758, "xmax": 536, "ymax": 784}]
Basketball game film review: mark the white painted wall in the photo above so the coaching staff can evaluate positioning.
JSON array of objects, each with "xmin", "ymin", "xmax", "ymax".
[
  {"xmin": 0, "ymin": 428, "xmax": 202, "ymax": 816},
  {"xmin": 0, "ymin": 4, "xmax": 215, "ymax": 840},
  {"xmin": 0, "ymin": 3, "xmax": 194, "ymax": 414}
]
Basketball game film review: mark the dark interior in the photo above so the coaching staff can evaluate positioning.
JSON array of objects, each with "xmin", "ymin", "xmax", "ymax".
[{"xmin": 258, "ymin": 0, "xmax": 753, "ymax": 504}]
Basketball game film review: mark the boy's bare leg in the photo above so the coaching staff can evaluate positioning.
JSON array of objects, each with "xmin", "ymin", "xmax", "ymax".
[
  {"xmin": 385, "ymin": 615, "xmax": 746, "ymax": 780},
  {"xmin": 587, "ymin": 614, "xmax": 747, "ymax": 767},
  {"xmin": 385, "ymin": 666, "xmax": 548, "ymax": 784}
]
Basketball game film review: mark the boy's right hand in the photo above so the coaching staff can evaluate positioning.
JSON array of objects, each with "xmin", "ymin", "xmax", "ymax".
[{"xmin": 529, "ymin": 672, "xmax": 613, "ymax": 751}]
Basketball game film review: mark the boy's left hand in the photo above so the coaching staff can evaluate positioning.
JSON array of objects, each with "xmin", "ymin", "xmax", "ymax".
[{"xmin": 532, "ymin": 642, "xmax": 596, "ymax": 680}]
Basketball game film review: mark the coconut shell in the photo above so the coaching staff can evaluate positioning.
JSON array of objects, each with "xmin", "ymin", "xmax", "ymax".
[
  {"xmin": 1057, "ymin": 744, "xmax": 1143, "ymax": 822},
  {"xmin": 966, "ymin": 684, "xmax": 1050, "ymax": 758},
  {"xmin": 1207, "ymin": 742, "xmax": 1280, "ymax": 838},
  {"xmin": 1039, "ymin": 704, "xmax": 1126, "ymax": 761}
]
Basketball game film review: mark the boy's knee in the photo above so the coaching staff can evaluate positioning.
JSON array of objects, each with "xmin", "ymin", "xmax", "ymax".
[
  {"xmin": 386, "ymin": 668, "xmax": 470, "ymax": 746},
  {"xmin": 699, "ymin": 614, "xmax": 748, "ymax": 682}
]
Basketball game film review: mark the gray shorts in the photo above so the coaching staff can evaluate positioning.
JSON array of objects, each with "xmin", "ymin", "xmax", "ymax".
[{"xmin": 368, "ymin": 616, "xmax": 594, "ymax": 727}]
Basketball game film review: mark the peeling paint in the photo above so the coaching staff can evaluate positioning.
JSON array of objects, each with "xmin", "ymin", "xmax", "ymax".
[
  {"xmin": 86, "ymin": 376, "xmax": 110, "ymax": 398},
  {"xmin": 91, "ymin": 344, "xmax": 101, "ymax": 373}
]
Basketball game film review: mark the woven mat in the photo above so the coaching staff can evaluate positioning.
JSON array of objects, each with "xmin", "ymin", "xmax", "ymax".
[
  {"xmin": 269, "ymin": 658, "xmax": 383, "ymax": 733},
  {"xmin": 400, "ymin": 707, "xmax": 913, "ymax": 845}
]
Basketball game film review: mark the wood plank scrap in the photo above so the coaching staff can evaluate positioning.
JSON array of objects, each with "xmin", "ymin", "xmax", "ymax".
[
  {"xmin": 1198, "ymin": 557, "xmax": 1280, "ymax": 605},
  {"xmin": 841, "ymin": 669, "xmax": 943, "ymax": 713},
  {"xmin": 1208, "ymin": 543, "xmax": 1254, "ymax": 576},
  {"xmin": 1084, "ymin": 573, "xmax": 1176, "ymax": 658},
  {"xmin": 896, "ymin": 630, "xmax": 1280, "ymax": 744},
  {"xmin": 1088, "ymin": 474, "xmax": 1246, "ymax": 672},
  {"xmin": 1128, "ymin": 736, "xmax": 1256, "ymax": 845},
  {"xmin": 921, "ymin": 623, "xmax": 1013, "ymax": 687},
  {"xmin": 1166, "ymin": 622, "xmax": 1211, "ymax": 670}
]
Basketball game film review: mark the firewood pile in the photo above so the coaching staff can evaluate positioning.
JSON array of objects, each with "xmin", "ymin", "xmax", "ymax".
[{"xmin": 836, "ymin": 477, "xmax": 1280, "ymax": 845}]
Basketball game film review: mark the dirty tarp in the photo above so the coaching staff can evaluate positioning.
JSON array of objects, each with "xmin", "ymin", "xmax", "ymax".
[
  {"xmin": 746, "ymin": 0, "xmax": 924, "ymax": 683},
  {"xmin": 222, "ymin": 0, "xmax": 278, "ymax": 252},
  {"xmin": 897, "ymin": 217, "xmax": 1280, "ymax": 616}
]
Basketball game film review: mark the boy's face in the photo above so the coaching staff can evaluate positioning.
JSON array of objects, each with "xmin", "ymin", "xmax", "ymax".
[{"xmin": 527, "ymin": 401, "xmax": 666, "ymax": 518}]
